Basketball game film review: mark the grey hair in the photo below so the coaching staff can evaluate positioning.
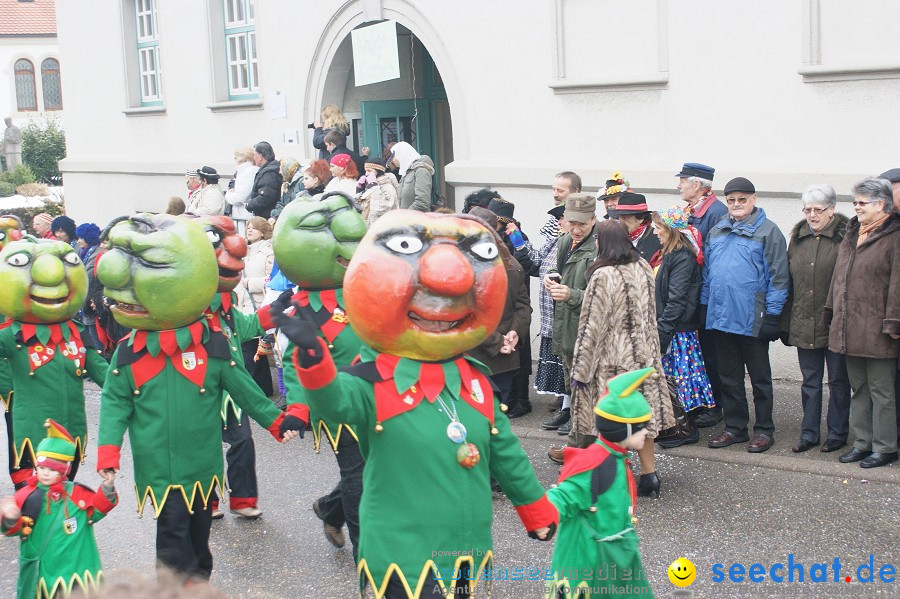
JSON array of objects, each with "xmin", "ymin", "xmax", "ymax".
[
  {"xmin": 800, "ymin": 184, "xmax": 837, "ymax": 209},
  {"xmin": 687, "ymin": 176, "xmax": 713, "ymax": 190},
  {"xmin": 852, "ymin": 177, "xmax": 894, "ymax": 214}
]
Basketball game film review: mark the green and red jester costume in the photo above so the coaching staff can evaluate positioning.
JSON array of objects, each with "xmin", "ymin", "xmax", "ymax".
[
  {"xmin": 0, "ymin": 238, "xmax": 107, "ymax": 488},
  {"xmin": 276, "ymin": 211, "xmax": 558, "ymax": 598},
  {"xmin": 545, "ymin": 369, "xmax": 656, "ymax": 598},
  {"xmin": 0, "ymin": 216, "xmax": 23, "ymax": 442},
  {"xmin": 2, "ymin": 419, "xmax": 117, "ymax": 599}
]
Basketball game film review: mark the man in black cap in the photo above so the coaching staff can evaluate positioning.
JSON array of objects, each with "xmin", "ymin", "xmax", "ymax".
[
  {"xmin": 701, "ymin": 177, "xmax": 789, "ymax": 453},
  {"xmin": 609, "ymin": 191, "xmax": 661, "ymax": 262},
  {"xmin": 676, "ymin": 162, "xmax": 728, "ymax": 427},
  {"xmin": 880, "ymin": 168, "xmax": 900, "ymax": 440}
]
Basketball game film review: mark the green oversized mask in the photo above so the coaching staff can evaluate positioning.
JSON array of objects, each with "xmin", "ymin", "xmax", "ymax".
[
  {"xmin": 272, "ymin": 192, "xmax": 367, "ymax": 289},
  {"xmin": 97, "ymin": 214, "xmax": 218, "ymax": 331},
  {"xmin": 0, "ymin": 215, "xmax": 24, "ymax": 251},
  {"xmin": 0, "ymin": 238, "xmax": 88, "ymax": 324}
]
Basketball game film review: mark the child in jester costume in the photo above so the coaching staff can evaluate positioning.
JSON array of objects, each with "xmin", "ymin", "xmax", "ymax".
[
  {"xmin": 1, "ymin": 418, "xmax": 117, "ymax": 599},
  {"xmin": 1, "ymin": 215, "xmax": 24, "ymax": 483},
  {"xmin": 274, "ymin": 210, "xmax": 558, "ymax": 599},
  {"xmin": 194, "ymin": 214, "xmax": 283, "ymax": 520},
  {"xmin": 94, "ymin": 213, "xmax": 302, "ymax": 580},
  {"xmin": 258, "ymin": 191, "xmax": 368, "ymax": 557},
  {"xmin": 0, "ymin": 236, "xmax": 108, "ymax": 489},
  {"xmin": 545, "ymin": 368, "xmax": 657, "ymax": 598}
]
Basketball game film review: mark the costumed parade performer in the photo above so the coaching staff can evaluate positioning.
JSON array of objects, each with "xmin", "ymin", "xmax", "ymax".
[
  {"xmin": 94, "ymin": 213, "xmax": 302, "ymax": 580},
  {"xmin": 0, "ymin": 236, "xmax": 108, "ymax": 489},
  {"xmin": 545, "ymin": 368, "xmax": 656, "ymax": 598},
  {"xmin": 274, "ymin": 210, "xmax": 558, "ymax": 598},
  {"xmin": 1, "ymin": 419, "xmax": 118, "ymax": 599},
  {"xmin": 1, "ymin": 215, "xmax": 24, "ymax": 483},
  {"xmin": 258, "ymin": 191, "xmax": 368, "ymax": 556},
  {"xmin": 194, "ymin": 214, "xmax": 272, "ymax": 520}
]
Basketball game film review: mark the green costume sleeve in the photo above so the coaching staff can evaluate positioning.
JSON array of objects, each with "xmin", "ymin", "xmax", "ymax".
[
  {"xmin": 230, "ymin": 309, "xmax": 265, "ymax": 343},
  {"xmin": 96, "ymin": 349, "xmax": 135, "ymax": 467},
  {"xmin": 0, "ymin": 328, "xmax": 13, "ymax": 359},
  {"xmin": 220, "ymin": 358, "xmax": 282, "ymax": 428},
  {"xmin": 547, "ymin": 473, "xmax": 590, "ymax": 522},
  {"xmin": 84, "ymin": 349, "xmax": 109, "ymax": 386},
  {"xmin": 488, "ymin": 400, "xmax": 551, "ymax": 508}
]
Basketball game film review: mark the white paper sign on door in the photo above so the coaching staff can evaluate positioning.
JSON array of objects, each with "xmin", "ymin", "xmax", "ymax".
[{"xmin": 351, "ymin": 20, "xmax": 400, "ymax": 87}]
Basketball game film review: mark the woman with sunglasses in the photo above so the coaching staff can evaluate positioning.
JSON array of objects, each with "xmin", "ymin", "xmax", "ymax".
[
  {"xmin": 781, "ymin": 184, "xmax": 851, "ymax": 455},
  {"xmin": 826, "ymin": 177, "xmax": 900, "ymax": 469}
]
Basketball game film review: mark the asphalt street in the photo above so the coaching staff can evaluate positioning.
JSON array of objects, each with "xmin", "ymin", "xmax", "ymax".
[{"xmin": 1, "ymin": 377, "xmax": 898, "ymax": 598}]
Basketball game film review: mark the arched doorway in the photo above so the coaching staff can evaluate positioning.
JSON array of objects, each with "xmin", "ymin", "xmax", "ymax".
[{"xmin": 305, "ymin": 3, "xmax": 461, "ymax": 203}]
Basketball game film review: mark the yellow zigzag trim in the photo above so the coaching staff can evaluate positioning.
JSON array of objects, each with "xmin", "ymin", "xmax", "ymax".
[
  {"xmin": 13, "ymin": 435, "xmax": 85, "ymax": 469},
  {"xmin": 220, "ymin": 392, "xmax": 243, "ymax": 423},
  {"xmin": 135, "ymin": 476, "xmax": 223, "ymax": 519},
  {"xmin": 312, "ymin": 420, "xmax": 358, "ymax": 453},
  {"xmin": 1, "ymin": 389, "xmax": 11, "ymax": 412},
  {"xmin": 358, "ymin": 551, "xmax": 493, "ymax": 599},
  {"xmin": 38, "ymin": 569, "xmax": 103, "ymax": 598}
]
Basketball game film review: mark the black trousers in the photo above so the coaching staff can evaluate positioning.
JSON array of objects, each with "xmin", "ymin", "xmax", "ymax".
[
  {"xmin": 491, "ymin": 370, "xmax": 516, "ymax": 406},
  {"xmin": 156, "ymin": 495, "xmax": 213, "ymax": 580},
  {"xmin": 698, "ymin": 327, "xmax": 722, "ymax": 408},
  {"xmin": 241, "ymin": 339, "xmax": 274, "ymax": 397},
  {"xmin": 317, "ymin": 432, "xmax": 364, "ymax": 560},
  {"xmin": 715, "ymin": 331, "xmax": 775, "ymax": 436},
  {"xmin": 222, "ymin": 408, "xmax": 258, "ymax": 504},
  {"xmin": 797, "ymin": 347, "xmax": 851, "ymax": 443}
]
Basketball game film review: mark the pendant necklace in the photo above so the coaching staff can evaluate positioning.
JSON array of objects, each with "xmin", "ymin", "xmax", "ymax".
[{"xmin": 434, "ymin": 393, "xmax": 480, "ymax": 468}]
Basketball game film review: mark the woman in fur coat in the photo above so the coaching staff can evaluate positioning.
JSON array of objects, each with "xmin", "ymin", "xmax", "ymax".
[{"xmin": 570, "ymin": 219, "xmax": 675, "ymax": 498}]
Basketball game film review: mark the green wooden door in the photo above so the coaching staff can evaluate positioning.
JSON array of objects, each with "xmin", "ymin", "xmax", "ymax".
[{"xmin": 360, "ymin": 99, "xmax": 433, "ymax": 161}]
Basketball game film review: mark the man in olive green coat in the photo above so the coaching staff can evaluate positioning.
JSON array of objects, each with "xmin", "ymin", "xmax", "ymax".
[{"xmin": 546, "ymin": 194, "xmax": 599, "ymax": 457}]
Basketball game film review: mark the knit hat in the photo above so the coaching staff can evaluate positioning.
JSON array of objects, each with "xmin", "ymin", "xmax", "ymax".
[
  {"xmin": 35, "ymin": 419, "xmax": 76, "ymax": 475},
  {"xmin": 600, "ymin": 172, "xmax": 630, "ymax": 200},
  {"xmin": 75, "ymin": 222, "xmax": 101, "ymax": 246},
  {"xmin": 33, "ymin": 213, "xmax": 53, "ymax": 228},
  {"xmin": 364, "ymin": 157, "xmax": 386, "ymax": 173},
  {"xmin": 185, "ymin": 169, "xmax": 199, "ymax": 177},
  {"xmin": 51, "ymin": 215, "xmax": 77, "ymax": 240},
  {"xmin": 656, "ymin": 205, "xmax": 690, "ymax": 230},
  {"xmin": 594, "ymin": 368, "xmax": 654, "ymax": 442},
  {"xmin": 330, "ymin": 153, "xmax": 352, "ymax": 168}
]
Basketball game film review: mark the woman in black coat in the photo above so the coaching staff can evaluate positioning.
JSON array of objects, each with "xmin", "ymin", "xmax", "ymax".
[{"xmin": 652, "ymin": 206, "xmax": 716, "ymax": 447}]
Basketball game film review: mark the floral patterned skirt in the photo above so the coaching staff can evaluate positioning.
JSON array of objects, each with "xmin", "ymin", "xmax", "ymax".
[
  {"xmin": 662, "ymin": 331, "xmax": 716, "ymax": 412},
  {"xmin": 535, "ymin": 336, "xmax": 567, "ymax": 396}
]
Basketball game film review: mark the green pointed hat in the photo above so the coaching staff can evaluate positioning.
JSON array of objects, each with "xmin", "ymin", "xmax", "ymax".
[
  {"xmin": 594, "ymin": 367, "xmax": 655, "ymax": 423},
  {"xmin": 35, "ymin": 419, "xmax": 76, "ymax": 473}
]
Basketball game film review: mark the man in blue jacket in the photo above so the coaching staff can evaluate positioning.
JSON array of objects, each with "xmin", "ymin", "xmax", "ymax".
[{"xmin": 701, "ymin": 177, "xmax": 789, "ymax": 453}]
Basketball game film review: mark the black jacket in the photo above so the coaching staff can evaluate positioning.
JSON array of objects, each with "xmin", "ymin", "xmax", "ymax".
[
  {"xmin": 655, "ymin": 246, "xmax": 701, "ymax": 351},
  {"xmin": 246, "ymin": 159, "xmax": 283, "ymax": 219},
  {"xmin": 635, "ymin": 225, "xmax": 662, "ymax": 263}
]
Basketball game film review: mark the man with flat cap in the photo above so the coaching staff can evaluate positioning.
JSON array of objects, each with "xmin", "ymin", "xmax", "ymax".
[
  {"xmin": 545, "ymin": 193, "xmax": 599, "ymax": 462},
  {"xmin": 677, "ymin": 162, "xmax": 728, "ymax": 428},
  {"xmin": 880, "ymin": 168, "xmax": 900, "ymax": 440},
  {"xmin": 701, "ymin": 177, "xmax": 789, "ymax": 453}
]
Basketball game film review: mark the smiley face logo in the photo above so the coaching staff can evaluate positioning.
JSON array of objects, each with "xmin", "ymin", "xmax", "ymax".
[{"xmin": 668, "ymin": 557, "xmax": 696, "ymax": 587}]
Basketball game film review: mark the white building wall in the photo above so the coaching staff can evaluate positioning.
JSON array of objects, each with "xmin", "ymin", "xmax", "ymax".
[{"xmin": 0, "ymin": 36, "xmax": 62, "ymax": 127}]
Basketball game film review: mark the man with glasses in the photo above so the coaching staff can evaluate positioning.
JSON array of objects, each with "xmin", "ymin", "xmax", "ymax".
[{"xmin": 701, "ymin": 177, "xmax": 789, "ymax": 453}]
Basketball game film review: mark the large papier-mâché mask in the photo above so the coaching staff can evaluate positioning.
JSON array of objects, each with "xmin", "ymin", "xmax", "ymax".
[
  {"xmin": 0, "ymin": 215, "xmax": 24, "ymax": 251},
  {"xmin": 272, "ymin": 192, "xmax": 367, "ymax": 289},
  {"xmin": 344, "ymin": 210, "xmax": 508, "ymax": 361},
  {"xmin": 97, "ymin": 214, "xmax": 218, "ymax": 331},
  {"xmin": 0, "ymin": 238, "xmax": 87, "ymax": 324},
  {"xmin": 194, "ymin": 215, "xmax": 247, "ymax": 292}
]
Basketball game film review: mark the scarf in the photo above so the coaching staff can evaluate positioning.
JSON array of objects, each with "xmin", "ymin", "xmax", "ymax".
[
  {"xmin": 628, "ymin": 222, "xmax": 648, "ymax": 246},
  {"xmin": 858, "ymin": 213, "xmax": 889, "ymax": 247}
]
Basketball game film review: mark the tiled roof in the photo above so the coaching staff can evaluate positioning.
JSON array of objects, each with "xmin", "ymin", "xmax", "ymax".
[{"xmin": 0, "ymin": 0, "xmax": 56, "ymax": 36}]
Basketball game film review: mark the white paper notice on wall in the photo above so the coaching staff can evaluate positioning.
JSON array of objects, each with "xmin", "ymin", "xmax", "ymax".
[
  {"xmin": 351, "ymin": 20, "xmax": 400, "ymax": 87},
  {"xmin": 266, "ymin": 91, "xmax": 287, "ymax": 120},
  {"xmin": 283, "ymin": 129, "xmax": 299, "ymax": 145}
]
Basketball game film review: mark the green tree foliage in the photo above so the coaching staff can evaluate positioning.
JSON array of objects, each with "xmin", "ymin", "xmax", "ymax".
[
  {"xmin": 21, "ymin": 119, "xmax": 66, "ymax": 184},
  {"xmin": 0, "ymin": 164, "xmax": 36, "ymax": 187}
]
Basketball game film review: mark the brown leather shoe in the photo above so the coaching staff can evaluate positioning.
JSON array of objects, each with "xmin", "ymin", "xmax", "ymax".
[
  {"xmin": 748, "ymin": 433, "xmax": 774, "ymax": 453},
  {"xmin": 548, "ymin": 446, "xmax": 566, "ymax": 464},
  {"xmin": 708, "ymin": 430, "xmax": 749, "ymax": 448}
]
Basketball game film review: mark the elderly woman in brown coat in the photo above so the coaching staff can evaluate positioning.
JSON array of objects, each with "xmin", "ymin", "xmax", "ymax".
[
  {"xmin": 826, "ymin": 177, "xmax": 900, "ymax": 469},
  {"xmin": 782, "ymin": 184, "xmax": 851, "ymax": 454},
  {"xmin": 570, "ymin": 219, "xmax": 675, "ymax": 497}
]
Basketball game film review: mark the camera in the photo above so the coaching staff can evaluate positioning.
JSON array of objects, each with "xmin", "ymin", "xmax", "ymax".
[{"xmin": 307, "ymin": 123, "xmax": 315, "ymax": 129}]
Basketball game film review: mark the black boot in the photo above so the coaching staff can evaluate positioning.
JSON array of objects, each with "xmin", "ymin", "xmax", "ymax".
[
  {"xmin": 506, "ymin": 399, "xmax": 533, "ymax": 419},
  {"xmin": 656, "ymin": 402, "xmax": 699, "ymax": 449},
  {"xmin": 541, "ymin": 408, "xmax": 570, "ymax": 430},
  {"xmin": 637, "ymin": 472, "xmax": 660, "ymax": 498}
]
